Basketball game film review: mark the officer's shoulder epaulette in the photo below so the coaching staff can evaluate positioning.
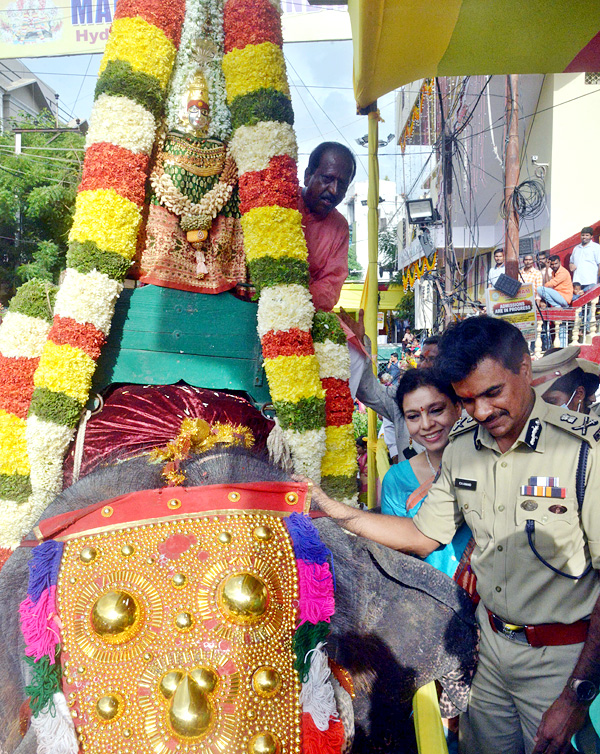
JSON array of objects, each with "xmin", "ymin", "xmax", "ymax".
[
  {"xmin": 449, "ymin": 414, "xmax": 477, "ymax": 440},
  {"xmin": 543, "ymin": 404, "xmax": 600, "ymax": 445}
]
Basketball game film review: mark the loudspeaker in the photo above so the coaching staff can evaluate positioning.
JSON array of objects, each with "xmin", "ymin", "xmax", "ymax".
[{"xmin": 493, "ymin": 273, "xmax": 521, "ymax": 298}]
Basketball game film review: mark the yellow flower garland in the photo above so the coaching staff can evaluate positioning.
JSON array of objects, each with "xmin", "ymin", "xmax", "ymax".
[
  {"xmin": 241, "ymin": 206, "xmax": 307, "ymax": 262},
  {"xmin": 0, "ymin": 410, "xmax": 29, "ymax": 475},
  {"xmin": 69, "ymin": 189, "xmax": 142, "ymax": 259},
  {"xmin": 34, "ymin": 341, "xmax": 96, "ymax": 404},
  {"xmin": 264, "ymin": 355, "xmax": 325, "ymax": 403},
  {"xmin": 99, "ymin": 16, "xmax": 177, "ymax": 90},
  {"xmin": 321, "ymin": 424, "xmax": 357, "ymax": 478},
  {"xmin": 222, "ymin": 41, "xmax": 289, "ymax": 104}
]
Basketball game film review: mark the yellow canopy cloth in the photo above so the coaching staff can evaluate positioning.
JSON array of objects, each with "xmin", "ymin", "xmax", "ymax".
[{"xmin": 348, "ymin": 0, "xmax": 600, "ymax": 108}]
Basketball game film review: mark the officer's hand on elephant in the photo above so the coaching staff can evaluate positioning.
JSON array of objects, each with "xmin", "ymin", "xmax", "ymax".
[
  {"xmin": 292, "ymin": 473, "xmax": 326, "ymax": 510},
  {"xmin": 532, "ymin": 690, "xmax": 589, "ymax": 754}
]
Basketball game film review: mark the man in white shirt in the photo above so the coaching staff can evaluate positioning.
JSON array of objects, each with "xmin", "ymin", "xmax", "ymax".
[
  {"xmin": 570, "ymin": 226, "xmax": 600, "ymax": 292},
  {"xmin": 487, "ymin": 249, "xmax": 505, "ymax": 288}
]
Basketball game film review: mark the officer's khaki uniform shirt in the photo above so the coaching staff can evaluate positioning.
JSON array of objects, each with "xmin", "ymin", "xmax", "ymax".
[{"xmin": 413, "ymin": 395, "xmax": 600, "ymax": 625}]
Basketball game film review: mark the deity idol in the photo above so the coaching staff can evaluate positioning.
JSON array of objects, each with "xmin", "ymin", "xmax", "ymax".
[{"xmin": 139, "ymin": 42, "xmax": 245, "ymax": 294}]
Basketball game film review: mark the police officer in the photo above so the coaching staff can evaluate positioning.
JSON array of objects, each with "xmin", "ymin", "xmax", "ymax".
[
  {"xmin": 532, "ymin": 346, "xmax": 600, "ymax": 416},
  {"xmin": 309, "ymin": 316, "xmax": 600, "ymax": 754}
]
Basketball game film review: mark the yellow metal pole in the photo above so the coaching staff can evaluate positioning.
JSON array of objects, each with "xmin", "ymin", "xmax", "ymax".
[{"xmin": 365, "ymin": 106, "xmax": 379, "ymax": 509}]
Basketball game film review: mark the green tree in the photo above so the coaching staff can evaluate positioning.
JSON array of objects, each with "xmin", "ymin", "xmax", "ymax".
[
  {"xmin": 394, "ymin": 288, "xmax": 415, "ymax": 329},
  {"xmin": 378, "ymin": 226, "xmax": 397, "ymax": 275},
  {"xmin": 0, "ymin": 110, "xmax": 84, "ymax": 301},
  {"xmin": 348, "ymin": 240, "xmax": 362, "ymax": 280}
]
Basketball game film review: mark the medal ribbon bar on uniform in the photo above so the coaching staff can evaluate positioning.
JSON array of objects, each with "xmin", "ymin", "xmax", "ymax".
[
  {"xmin": 520, "ymin": 485, "xmax": 567, "ymax": 499},
  {"xmin": 529, "ymin": 476, "xmax": 559, "ymax": 486}
]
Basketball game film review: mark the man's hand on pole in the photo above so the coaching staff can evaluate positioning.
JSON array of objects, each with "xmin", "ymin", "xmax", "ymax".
[{"xmin": 339, "ymin": 307, "xmax": 365, "ymax": 343}]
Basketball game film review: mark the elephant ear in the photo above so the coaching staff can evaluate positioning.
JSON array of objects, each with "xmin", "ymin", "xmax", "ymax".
[{"xmin": 363, "ymin": 540, "xmax": 477, "ymax": 626}]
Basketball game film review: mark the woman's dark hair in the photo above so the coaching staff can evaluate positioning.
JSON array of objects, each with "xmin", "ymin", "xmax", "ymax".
[
  {"xmin": 436, "ymin": 315, "xmax": 528, "ymax": 383},
  {"xmin": 394, "ymin": 368, "xmax": 458, "ymax": 416},
  {"xmin": 549, "ymin": 367, "xmax": 600, "ymax": 400}
]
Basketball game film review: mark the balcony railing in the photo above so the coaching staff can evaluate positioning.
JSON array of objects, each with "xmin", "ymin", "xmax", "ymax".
[{"xmin": 533, "ymin": 286, "xmax": 600, "ymax": 355}]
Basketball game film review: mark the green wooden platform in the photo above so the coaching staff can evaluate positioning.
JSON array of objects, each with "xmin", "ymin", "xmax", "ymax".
[{"xmin": 92, "ymin": 286, "xmax": 271, "ymax": 407}]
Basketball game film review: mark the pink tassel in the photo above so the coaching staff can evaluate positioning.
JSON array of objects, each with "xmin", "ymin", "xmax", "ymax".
[
  {"xmin": 19, "ymin": 586, "xmax": 61, "ymax": 663},
  {"xmin": 297, "ymin": 560, "xmax": 335, "ymax": 626}
]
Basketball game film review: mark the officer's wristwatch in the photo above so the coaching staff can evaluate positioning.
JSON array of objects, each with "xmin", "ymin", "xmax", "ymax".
[{"xmin": 568, "ymin": 678, "xmax": 598, "ymax": 704}]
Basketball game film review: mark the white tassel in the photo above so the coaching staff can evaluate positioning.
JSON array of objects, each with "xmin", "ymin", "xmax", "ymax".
[
  {"xmin": 31, "ymin": 692, "xmax": 79, "ymax": 754},
  {"xmin": 267, "ymin": 416, "xmax": 293, "ymax": 471},
  {"xmin": 299, "ymin": 642, "xmax": 338, "ymax": 731}
]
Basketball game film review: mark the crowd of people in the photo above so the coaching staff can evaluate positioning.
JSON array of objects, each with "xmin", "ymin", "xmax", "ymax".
[
  {"xmin": 488, "ymin": 227, "xmax": 600, "ymax": 310},
  {"xmin": 298, "ymin": 142, "xmax": 600, "ymax": 753},
  {"xmin": 316, "ymin": 316, "xmax": 600, "ymax": 754}
]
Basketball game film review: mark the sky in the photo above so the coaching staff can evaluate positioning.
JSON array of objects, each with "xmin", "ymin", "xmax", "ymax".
[{"xmin": 17, "ymin": 38, "xmax": 404, "ymax": 187}]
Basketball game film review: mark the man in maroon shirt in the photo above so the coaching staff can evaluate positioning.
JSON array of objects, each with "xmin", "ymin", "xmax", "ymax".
[{"xmin": 299, "ymin": 142, "xmax": 356, "ymax": 311}]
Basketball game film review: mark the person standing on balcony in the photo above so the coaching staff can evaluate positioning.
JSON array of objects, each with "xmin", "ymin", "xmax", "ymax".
[
  {"xmin": 487, "ymin": 248, "xmax": 505, "ymax": 288},
  {"xmin": 570, "ymin": 227, "xmax": 600, "ymax": 294},
  {"xmin": 537, "ymin": 255, "xmax": 573, "ymax": 309},
  {"xmin": 520, "ymin": 254, "xmax": 543, "ymax": 300}
]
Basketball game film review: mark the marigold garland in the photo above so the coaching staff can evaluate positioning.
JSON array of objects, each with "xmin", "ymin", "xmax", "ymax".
[
  {"xmin": 69, "ymin": 189, "xmax": 142, "ymax": 259},
  {"xmin": 223, "ymin": 0, "xmax": 282, "ymax": 52},
  {"xmin": 402, "ymin": 252, "xmax": 437, "ymax": 291},
  {"xmin": 223, "ymin": 0, "xmax": 327, "ymax": 485},
  {"xmin": 222, "ymin": 41, "xmax": 289, "ymax": 104},
  {"xmin": 241, "ymin": 205, "xmax": 308, "ymax": 262},
  {"xmin": 312, "ymin": 312, "xmax": 358, "ymax": 506},
  {"xmin": 2, "ymin": 0, "xmax": 187, "ymax": 551},
  {"xmin": 238, "ymin": 153, "xmax": 298, "ymax": 213},
  {"xmin": 114, "ymin": 0, "xmax": 185, "ymax": 44},
  {"xmin": 0, "ymin": 280, "xmax": 56, "ymax": 549},
  {"xmin": 78, "ymin": 142, "xmax": 149, "ymax": 207},
  {"xmin": 99, "ymin": 16, "xmax": 177, "ymax": 90}
]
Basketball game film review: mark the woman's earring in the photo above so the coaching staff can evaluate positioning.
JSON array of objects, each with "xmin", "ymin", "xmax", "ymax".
[{"xmin": 409, "ymin": 438, "xmax": 413, "ymax": 449}]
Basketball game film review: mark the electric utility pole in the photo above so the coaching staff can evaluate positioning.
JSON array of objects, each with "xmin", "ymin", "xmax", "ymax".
[{"xmin": 504, "ymin": 74, "xmax": 520, "ymax": 279}]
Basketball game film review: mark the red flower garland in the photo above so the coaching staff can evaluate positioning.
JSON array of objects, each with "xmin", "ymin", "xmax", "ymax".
[
  {"xmin": 322, "ymin": 377, "xmax": 354, "ymax": 427},
  {"xmin": 0, "ymin": 355, "xmax": 37, "ymax": 419},
  {"xmin": 224, "ymin": 0, "xmax": 282, "ymax": 52},
  {"xmin": 238, "ymin": 154, "xmax": 299, "ymax": 214},
  {"xmin": 79, "ymin": 143, "xmax": 150, "ymax": 207},
  {"xmin": 47, "ymin": 317, "xmax": 106, "ymax": 361},
  {"xmin": 261, "ymin": 329, "xmax": 315, "ymax": 359},
  {"xmin": 114, "ymin": 0, "xmax": 185, "ymax": 44}
]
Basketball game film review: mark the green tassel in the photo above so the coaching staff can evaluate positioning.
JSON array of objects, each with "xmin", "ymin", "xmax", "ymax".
[
  {"xmin": 293, "ymin": 622, "xmax": 330, "ymax": 682},
  {"xmin": 24, "ymin": 655, "xmax": 62, "ymax": 717}
]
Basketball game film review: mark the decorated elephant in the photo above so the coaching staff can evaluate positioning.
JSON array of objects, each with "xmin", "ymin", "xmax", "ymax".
[{"xmin": 0, "ymin": 447, "xmax": 477, "ymax": 754}]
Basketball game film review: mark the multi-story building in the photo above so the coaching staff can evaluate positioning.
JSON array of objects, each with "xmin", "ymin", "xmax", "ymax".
[{"xmin": 0, "ymin": 59, "xmax": 57, "ymax": 132}]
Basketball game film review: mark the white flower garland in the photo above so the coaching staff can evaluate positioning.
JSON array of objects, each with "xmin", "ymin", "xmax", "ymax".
[
  {"xmin": 0, "ymin": 311, "xmax": 51, "ymax": 358},
  {"xmin": 86, "ymin": 94, "xmax": 157, "ymax": 155},
  {"xmin": 229, "ymin": 120, "xmax": 297, "ymax": 174},
  {"xmin": 313, "ymin": 341, "xmax": 351, "ymax": 382},
  {"xmin": 166, "ymin": 0, "xmax": 230, "ymax": 140},
  {"xmin": 256, "ymin": 284, "xmax": 314, "ymax": 338},
  {"xmin": 283, "ymin": 427, "xmax": 326, "ymax": 483},
  {"xmin": 54, "ymin": 269, "xmax": 124, "ymax": 336}
]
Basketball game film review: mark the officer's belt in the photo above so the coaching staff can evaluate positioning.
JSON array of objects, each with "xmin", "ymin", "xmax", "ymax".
[{"xmin": 487, "ymin": 608, "xmax": 589, "ymax": 647}]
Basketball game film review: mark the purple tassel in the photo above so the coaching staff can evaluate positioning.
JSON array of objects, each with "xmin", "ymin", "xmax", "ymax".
[
  {"xmin": 285, "ymin": 513, "xmax": 330, "ymax": 565},
  {"xmin": 27, "ymin": 541, "xmax": 64, "ymax": 602}
]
